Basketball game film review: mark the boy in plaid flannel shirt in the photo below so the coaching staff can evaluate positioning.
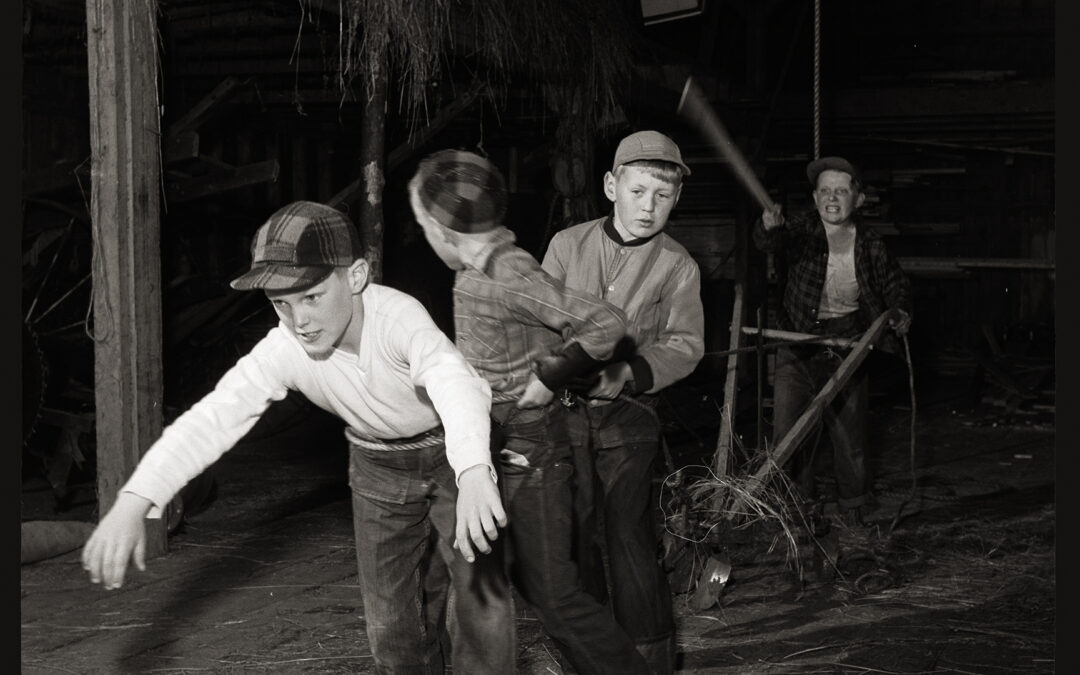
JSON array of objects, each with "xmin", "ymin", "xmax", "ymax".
[
  {"xmin": 754, "ymin": 156, "xmax": 912, "ymax": 526},
  {"xmin": 408, "ymin": 149, "xmax": 650, "ymax": 675}
]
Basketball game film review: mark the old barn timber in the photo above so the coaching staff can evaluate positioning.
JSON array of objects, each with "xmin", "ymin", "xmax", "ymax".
[{"xmin": 86, "ymin": 0, "xmax": 167, "ymax": 554}]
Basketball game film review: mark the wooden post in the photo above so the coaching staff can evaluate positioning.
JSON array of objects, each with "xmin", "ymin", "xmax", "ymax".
[
  {"xmin": 713, "ymin": 283, "xmax": 742, "ymax": 479},
  {"xmin": 755, "ymin": 306, "xmax": 765, "ymax": 453},
  {"xmin": 357, "ymin": 54, "xmax": 388, "ymax": 283},
  {"xmin": 713, "ymin": 191, "xmax": 750, "ymax": 479},
  {"xmin": 85, "ymin": 0, "xmax": 166, "ymax": 555},
  {"xmin": 328, "ymin": 80, "xmax": 482, "ymax": 212}
]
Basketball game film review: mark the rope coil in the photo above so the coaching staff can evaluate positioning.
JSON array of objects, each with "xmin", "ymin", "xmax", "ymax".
[{"xmin": 812, "ymin": 0, "xmax": 821, "ymax": 160}]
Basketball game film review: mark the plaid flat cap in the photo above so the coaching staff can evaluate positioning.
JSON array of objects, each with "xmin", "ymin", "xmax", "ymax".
[
  {"xmin": 414, "ymin": 150, "xmax": 507, "ymax": 234},
  {"xmin": 229, "ymin": 201, "xmax": 363, "ymax": 291}
]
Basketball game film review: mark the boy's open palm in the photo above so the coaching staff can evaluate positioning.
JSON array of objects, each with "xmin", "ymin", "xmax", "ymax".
[
  {"xmin": 81, "ymin": 492, "xmax": 152, "ymax": 590},
  {"xmin": 453, "ymin": 466, "xmax": 508, "ymax": 563}
]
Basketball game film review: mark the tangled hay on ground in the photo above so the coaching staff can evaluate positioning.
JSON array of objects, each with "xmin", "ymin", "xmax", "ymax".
[{"xmin": 660, "ymin": 458, "xmax": 817, "ymax": 591}]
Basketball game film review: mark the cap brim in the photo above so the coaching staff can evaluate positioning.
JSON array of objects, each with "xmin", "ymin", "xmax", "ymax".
[
  {"xmin": 613, "ymin": 152, "xmax": 691, "ymax": 176},
  {"xmin": 807, "ymin": 157, "xmax": 859, "ymax": 185},
  {"xmin": 229, "ymin": 264, "xmax": 335, "ymax": 291}
]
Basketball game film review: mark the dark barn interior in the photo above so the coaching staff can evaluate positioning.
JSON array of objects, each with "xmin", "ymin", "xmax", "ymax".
[{"xmin": 21, "ymin": 0, "xmax": 1056, "ymax": 673}]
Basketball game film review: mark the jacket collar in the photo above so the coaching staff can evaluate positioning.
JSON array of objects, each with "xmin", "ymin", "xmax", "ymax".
[
  {"xmin": 458, "ymin": 226, "xmax": 518, "ymax": 275},
  {"xmin": 602, "ymin": 214, "xmax": 661, "ymax": 247}
]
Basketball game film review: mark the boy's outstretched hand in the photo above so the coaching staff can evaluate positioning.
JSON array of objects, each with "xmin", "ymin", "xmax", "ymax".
[
  {"xmin": 453, "ymin": 465, "xmax": 508, "ymax": 563},
  {"xmin": 81, "ymin": 492, "xmax": 154, "ymax": 590}
]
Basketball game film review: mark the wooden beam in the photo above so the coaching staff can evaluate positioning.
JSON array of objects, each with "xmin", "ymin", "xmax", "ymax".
[
  {"xmin": 899, "ymin": 257, "xmax": 1055, "ymax": 275},
  {"xmin": 86, "ymin": 0, "xmax": 166, "ymax": 554},
  {"xmin": 165, "ymin": 159, "xmax": 280, "ymax": 203},
  {"xmin": 167, "ymin": 75, "xmax": 244, "ymax": 136},
  {"xmin": 740, "ymin": 326, "xmax": 861, "ymax": 349},
  {"xmin": 727, "ymin": 311, "xmax": 893, "ymax": 517}
]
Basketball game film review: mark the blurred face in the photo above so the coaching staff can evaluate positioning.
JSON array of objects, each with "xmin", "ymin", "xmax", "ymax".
[
  {"xmin": 604, "ymin": 165, "xmax": 682, "ymax": 241},
  {"xmin": 265, "ymin": 263, "xmax": 367, "ymax": 359},
  {"xmin": 418, "ymin": 220, "xmax": 465, "ymax": 270},
  {"xmin": 409, "ymin": 179, "xmax": 465, "ymax": 270},
  {"xmin": 812, "ymin": 169, "xmax": 865, "ymax": 226}
]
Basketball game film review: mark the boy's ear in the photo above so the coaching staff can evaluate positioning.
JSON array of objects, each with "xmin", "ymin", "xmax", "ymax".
[
  {"xmin": 602, "ymin": 171, "xmax": 617, "ymax": 202},
  {"xmin": 347, "ymin": 258, "xmax": 371, "ymax": 293}
]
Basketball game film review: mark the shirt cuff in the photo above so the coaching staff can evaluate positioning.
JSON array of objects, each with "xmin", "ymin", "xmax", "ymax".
[
  {"xmin": 455, "ymin": 462, "xmax": 499, "ymax": 487},
  {"xmin": 534, "ymin": 342, "xmax": 605, "ymax": 392},
  {"xmin": 627, "ymin": 356, "xmax": 654, "ymax": 394}
]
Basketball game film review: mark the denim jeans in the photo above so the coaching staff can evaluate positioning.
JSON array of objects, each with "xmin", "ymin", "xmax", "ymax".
[
  {"xmin": 348, "ymin": 442, "xmax": 515, "ymax": 675},
  {"xmin": 493, "ymin": 402, "xmax": 650, "ymax": 675},
  {"xmin": 564, "ymin": 396, "xmax": 676, "ymax": 675},
  {"xmin": 772, "ymin": 344, "xmax": 871, "ymax": 510}
]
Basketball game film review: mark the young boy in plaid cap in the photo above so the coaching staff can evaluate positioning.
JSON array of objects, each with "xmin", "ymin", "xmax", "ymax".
[
  {"xmin": 408, "ymin": 150, "xmax": 651, "ymax": 674},
  {"xmin": 541, "ymin": 130, "xmax": 705, "ymax": 674},
  {"xmin": 81, "ymin": 200, "xmax": 516, "ymax": 673}
]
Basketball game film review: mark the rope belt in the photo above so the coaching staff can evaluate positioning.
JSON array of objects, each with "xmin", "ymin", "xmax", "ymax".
[{"xmin": 346, "ymin": 425, "xmax": 445, "ymax": 451}]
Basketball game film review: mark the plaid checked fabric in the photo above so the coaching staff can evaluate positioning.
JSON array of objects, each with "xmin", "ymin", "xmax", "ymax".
[
  {"xmin": 230, "ymin": 201, "xmax": 363, "ymax": 291},
  {"xmin": 415, "ymin": 150, "xmax": 508, "ymax": 234},
  {"xmin": 753, "ymin": 209, "xmax": 912, "ymax": 352}
]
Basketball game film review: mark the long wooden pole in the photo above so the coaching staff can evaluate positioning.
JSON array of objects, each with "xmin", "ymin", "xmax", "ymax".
[
  {"xmin": 86, "ymin": 0, "xmax": 166, "ymax": 555},
  {"xmin": 726, "ymin": 311, "xmax": 893, "ymax": 517},
  {"xmin": 713, "ymin": 282, "xmax": 742, "ymax": 478},
  {"xmin": 713, "ymin": 190, "xmax": 751, "ymax": 480}
]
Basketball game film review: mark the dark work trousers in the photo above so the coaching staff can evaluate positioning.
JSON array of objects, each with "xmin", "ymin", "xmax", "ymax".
[
  {"xmin": 772, "ymin": 330, "xmax": 872, "ymax": 511},
  {"xmin": 349, "ymin": 441, "xmax": 516, "ymax": 675},
  {"xmin": 565, "ymin": 394, "xmax": 676, "ymax": 675},
  {"xmin": 493, "ymin": 401, "xmax": 650, "ymax": 675}
]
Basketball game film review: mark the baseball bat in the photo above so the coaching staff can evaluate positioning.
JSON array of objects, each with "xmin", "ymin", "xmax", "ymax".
[{"xmin": 676, "ymin": 76, "xmax": 777, "ymax": 213}]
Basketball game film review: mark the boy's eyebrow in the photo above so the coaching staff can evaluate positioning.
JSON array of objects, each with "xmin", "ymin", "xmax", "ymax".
[{"xmin": 626, "ymin": 178, "xmax": 677, "ymax": 190}]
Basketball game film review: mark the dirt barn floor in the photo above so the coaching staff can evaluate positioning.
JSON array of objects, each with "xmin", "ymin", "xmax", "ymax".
[{"xmin": 21, "ymin": 362, "xmax": 1055, "ymax": 674}]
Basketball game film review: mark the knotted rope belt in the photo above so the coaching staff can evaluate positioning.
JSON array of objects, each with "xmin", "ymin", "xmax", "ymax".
[{"xmin": 346, "ymin": 425, "xmax": 445, "ymax": 451}]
